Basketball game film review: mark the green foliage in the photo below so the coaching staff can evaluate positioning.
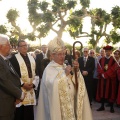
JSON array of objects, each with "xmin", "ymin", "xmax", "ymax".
[
  {"xmin": 72, "ymin": 10, "xmax": 84, "ymax": 16},
  {"xmin": 68, "ymin": 18, "xmax": 83, "ymax": 38},
  {"xmin": 0, "ymin": 25, "xmax": 7, "ymax": 34},
  {"xmin": 6, "ymin": 9, "xmax": 19, "ymax": 22},
  {"xmin": 104, "ymin": 13, "xmax": 111, "ymax": 23},
  {"xmin": 104, "ymin": 38, "xmax": 111, "ymax": 44},
  {"xmin": 69, "ymin": 18, "xmax": 81, "ymax": 31},
  {"xmin": 67, "ymin": 1, "xmax": 77, "ymax": 9},
  {"xmin": 53, "ymin": 0, "xmax": 64, "ymax": 6},
  {"xmin": 52, "ymin": 5, "xmax": 58, "ymax": 12},
  {"xmin": 26, "ymin": 33, "xmax": 36, "ymax": 41},
  {"xmin": 39, "ymin": 1, "xmax": 48, "ymax": 11},
  {"xmin": 80, "ymin": 0, "xmax": 90, "ymax": 8},
  {"xmin": 89, "ymin": 38, "xmax": 96, "ymax": 46},
  {"xmin": 28, "ymin": 0, "xmax": 41, "ymax": 26},
  {"xmin": 94, "ymin": 9, "xmax": 108, "ymax": 26},
  {"xmin": 37, "ymin": 24, "xmax": 50, "ymax": 38},
  {"xmin": 111, "ymin": 6, "xmax": 120, "ymax": 28},
  {"xmin": 43, "ymin": 12, "xmax": 55, "ymax": 22},
  {"xmin": 110, "ymin": 30, "xmax": 120, "ymax": 44},
  {"xmin": 9, "ymin": 36, "xmax": 18, "ymax": 45},
  {"xmin": 4, "ymin": 0, "xmax": 119, "ymax": 50},
  {"xmin": 52, "ymin": 0, "xmax": 76, "ymax": 12},
  {"xmin": 111, "ymin": 6, "xmax": 120, "ymax": 19}
]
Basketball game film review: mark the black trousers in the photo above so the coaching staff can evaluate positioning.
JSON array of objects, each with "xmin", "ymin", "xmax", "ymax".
[
  {"xmin": 93, "ymin": 78, "xmax": 98, "ymax": 101},
  {"xmin": 0, "ymin": 114, "xmax": 14, "ymax": 120},
  {"xmin": 14, "ymin": 105, "xmax": 34, "ymax": 120},
  {"xmin": 84, "ymin": 77, "xmax": 93, "ymax": 104}
]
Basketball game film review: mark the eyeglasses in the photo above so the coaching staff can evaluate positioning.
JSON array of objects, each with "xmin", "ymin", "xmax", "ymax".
[
  {"xmin": 90, "ymin": 52, "xmax": 94, "ymax": 54},
  {"xmin": 19, "ymin": 45, "xmax": 28, "ymax": 47},
  {"xmin": 84, "ymin": 51, "xmax": 88, "ymax": 53},
  {"xmin": 114, "ymin": 53, "xmax": 119, "ymax": 55}
]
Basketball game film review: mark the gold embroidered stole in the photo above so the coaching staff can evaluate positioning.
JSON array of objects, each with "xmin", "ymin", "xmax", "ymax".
[
  {"xmin": 76, "ymin": 72, "xmax": 85, "ymax": 120},
  {"xmin": 15, "ymin": 53, "xmax": 36, "ymax": 105},
  {"xmin": 57, "ymin": 71, "xmax": 75, "ymax": 120},
  {"xmin": 57, "ymin": 67, "xmax": 85, "ymax": 120}
]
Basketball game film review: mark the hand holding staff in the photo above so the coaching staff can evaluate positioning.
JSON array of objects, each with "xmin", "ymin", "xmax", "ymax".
[{"xmin": 73, "ymin": 41, "xmax": 83, "ymax": 92}]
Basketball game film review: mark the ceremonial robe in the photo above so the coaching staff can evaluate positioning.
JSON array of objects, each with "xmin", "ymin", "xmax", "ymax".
[
  {"xmin": 116, "ymin": 61, "xmax": 120, "ymax": 105},
  {"xmin": 96, "ymin": 56, "xmax": 117, "ymax": 102},
  {"xmin": 35, "ymin": 61, "xmax": 93, "ymax": 120}
]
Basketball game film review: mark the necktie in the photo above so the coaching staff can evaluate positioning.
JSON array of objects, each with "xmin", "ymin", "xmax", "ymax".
[
  {"xmin": 5, "ymin": 60, "xmax": 16, "ymax": 74},
  {"xmin": 84, "ymin": 57, "xmax": 87, "ymax": 67}
]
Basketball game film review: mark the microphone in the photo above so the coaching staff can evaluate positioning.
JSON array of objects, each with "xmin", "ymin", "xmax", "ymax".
[{"xmin": 64, "ymin": 60, "xmax": 73, "ymax": 75}]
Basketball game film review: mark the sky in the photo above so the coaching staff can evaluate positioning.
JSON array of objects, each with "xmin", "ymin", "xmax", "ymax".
[{"xmin": 0, "ymin": 0, "xmax": 120, "ymax": 47}]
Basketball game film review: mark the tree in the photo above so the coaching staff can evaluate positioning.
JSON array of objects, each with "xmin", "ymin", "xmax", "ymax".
[
  {"xmin": 28, "ymin": 0, "xmax": 118, "ymax": 50},
  {"xmin": 69, "ymin": 5, "xmax": 120, "ymax": 50},
  {"xmin": 110, "ymin": 6, "xmax": 120, "ymax": 44},
  {"xmin": 6, "ymin": 9, "xmax": 25, "ymax": 46},
  {"xmin": 0, "ymin": 25, "xmax": 7, "ymax": 34},
  {"xmin": 27, "ymin": 0, "xmax": 78, "ymax": 40},
  {"xmin": 4, "ymin": 0, "xmax": 120, "ymax": 50}
]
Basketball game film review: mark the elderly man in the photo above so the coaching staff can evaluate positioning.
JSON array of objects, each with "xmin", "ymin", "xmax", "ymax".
[
  {"xmin": 98, "ymin": 48, "xmax": 106, "ymax": 60},
  {"xmin": 78, "ymin": 48, "xmax": 95, "ymax": 106},
  {"xmin": 0, "ymin": 34, "xmax": 23, "ymax": 120},
  {"xmin": 9, "ymin": 40, "xmax": 39, "ymax": 120},
  {"xmin": 96, "ymin": 45, "xmax": 117, "ymax": 113},
  {"xmin": 35, "ymin": 37, "xmax": 93, "ymax": 120}
]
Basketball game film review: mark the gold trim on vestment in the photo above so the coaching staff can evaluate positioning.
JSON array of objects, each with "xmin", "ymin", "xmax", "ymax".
[
  {"xmin": 57, "ymin": 67, "xmax": 85, "ymax": 120},
  {"xmin": 15, "ymin": 53, "xmax": 36, "ymax": 105}
]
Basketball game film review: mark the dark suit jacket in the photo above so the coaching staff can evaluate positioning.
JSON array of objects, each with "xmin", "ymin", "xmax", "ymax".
[
  {"xmin": 0, "ymin": 56, "xmax": 22, "ymax": 117},
  {"xmin": 78, "ymin": 56, "xmax": 95, "ymax": 79},
  {"xmin": 35, "ymin": 53, "xmax": 44, "ymax": 78}
]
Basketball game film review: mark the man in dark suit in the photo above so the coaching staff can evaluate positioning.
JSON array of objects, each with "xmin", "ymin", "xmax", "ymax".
[
  {"xmin": 0, "ymin": 34, "xmax": 23, "ymax": 120},
  {"xmin": 36, "ymin": 45, "xmax": 48, "ymax": 78},
  {"xmin": 78, "ymin": 47, "xmax": 95, "ymax": 105},
  {"xmin": 35, "ymin": 45, "xmax": 48, "ymax": 99}
]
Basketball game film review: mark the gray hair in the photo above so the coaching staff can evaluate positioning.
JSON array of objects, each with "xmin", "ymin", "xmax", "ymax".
[
  {"xmin": 99, "ymin": 48, "xmax": 105, "ymax": 53},
  {"xmin": 82, "ymin": 47, "xmax": 89, "ymax": 52},
  {"xmin": 0, "ymin": 34, "xmax": 9, "ymax": 45},
  {"xmin": 89, "ymin": 49, "xmax": 96, "ymax": 54}
]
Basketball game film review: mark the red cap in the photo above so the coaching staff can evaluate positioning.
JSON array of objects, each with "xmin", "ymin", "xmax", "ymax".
[{"xmin": 103, "ymin": 45, "xmax": 113, "ymax": 50}]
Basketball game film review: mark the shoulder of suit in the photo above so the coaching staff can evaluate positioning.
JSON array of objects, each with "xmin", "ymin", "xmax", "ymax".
[
  {"xmin": 78, "ymin": 56, "xmax": 83, "ymax": 60},
  {"xmin": 9, "ymin": 54, "xmax": 17, "ymax": 61}
]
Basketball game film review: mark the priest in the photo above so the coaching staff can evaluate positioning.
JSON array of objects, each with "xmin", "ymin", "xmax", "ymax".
[{"xmin": 35, "ymin": 37, "xmax": 93, "ymax": 120}]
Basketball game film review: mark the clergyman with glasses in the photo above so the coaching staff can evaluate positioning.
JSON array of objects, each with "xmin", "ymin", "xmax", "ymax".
[
  {"xmin": 35, "ymin": 37, "xmax": 93, "ymax": 120},
  {"xmin": 9, "ymin": 40, "xmax": 39, "ymax": 120}
]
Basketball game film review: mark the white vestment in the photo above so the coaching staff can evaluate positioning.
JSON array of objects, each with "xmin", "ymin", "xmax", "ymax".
[
  {"xmin": 35, "ymin": 60, "xmax": 93, "ymax": 120},
  {"xmin": 15, "ymin": 53, "xmax": 39, "ymax": 107}
]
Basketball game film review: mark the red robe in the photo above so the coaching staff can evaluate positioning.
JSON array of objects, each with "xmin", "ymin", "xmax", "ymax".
[
  {"xmin": 96, "ymin": 56, "xmax": 117, "ymax": 103},
  {"xmin": 116, "ymin": 62, "xmax": 120, "ymax": 105}
]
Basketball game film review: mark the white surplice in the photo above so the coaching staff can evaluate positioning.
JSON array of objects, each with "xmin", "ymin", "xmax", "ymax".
[{"xmin": 35, "ymin": 60, "xmax": 93, "ymax": 120}]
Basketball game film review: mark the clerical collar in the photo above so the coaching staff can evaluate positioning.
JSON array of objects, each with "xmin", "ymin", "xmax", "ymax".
[
  {"xmin": 20, "ymin": 53, "xmax": 27, "ymax": 57},
  {"xmin": 105, "ymin": 56, "xmax": 111, "ymax": 59}
]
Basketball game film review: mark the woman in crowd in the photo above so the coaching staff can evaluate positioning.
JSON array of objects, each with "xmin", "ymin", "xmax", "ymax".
[{"xmin": 113, "ymin": 50, "xmax": 120, "ymax": 106}]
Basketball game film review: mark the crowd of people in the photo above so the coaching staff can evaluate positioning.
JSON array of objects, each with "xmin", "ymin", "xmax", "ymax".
[{"xmin": 0, "ymin": 33, "xmax": 120, "ymax": 120}]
